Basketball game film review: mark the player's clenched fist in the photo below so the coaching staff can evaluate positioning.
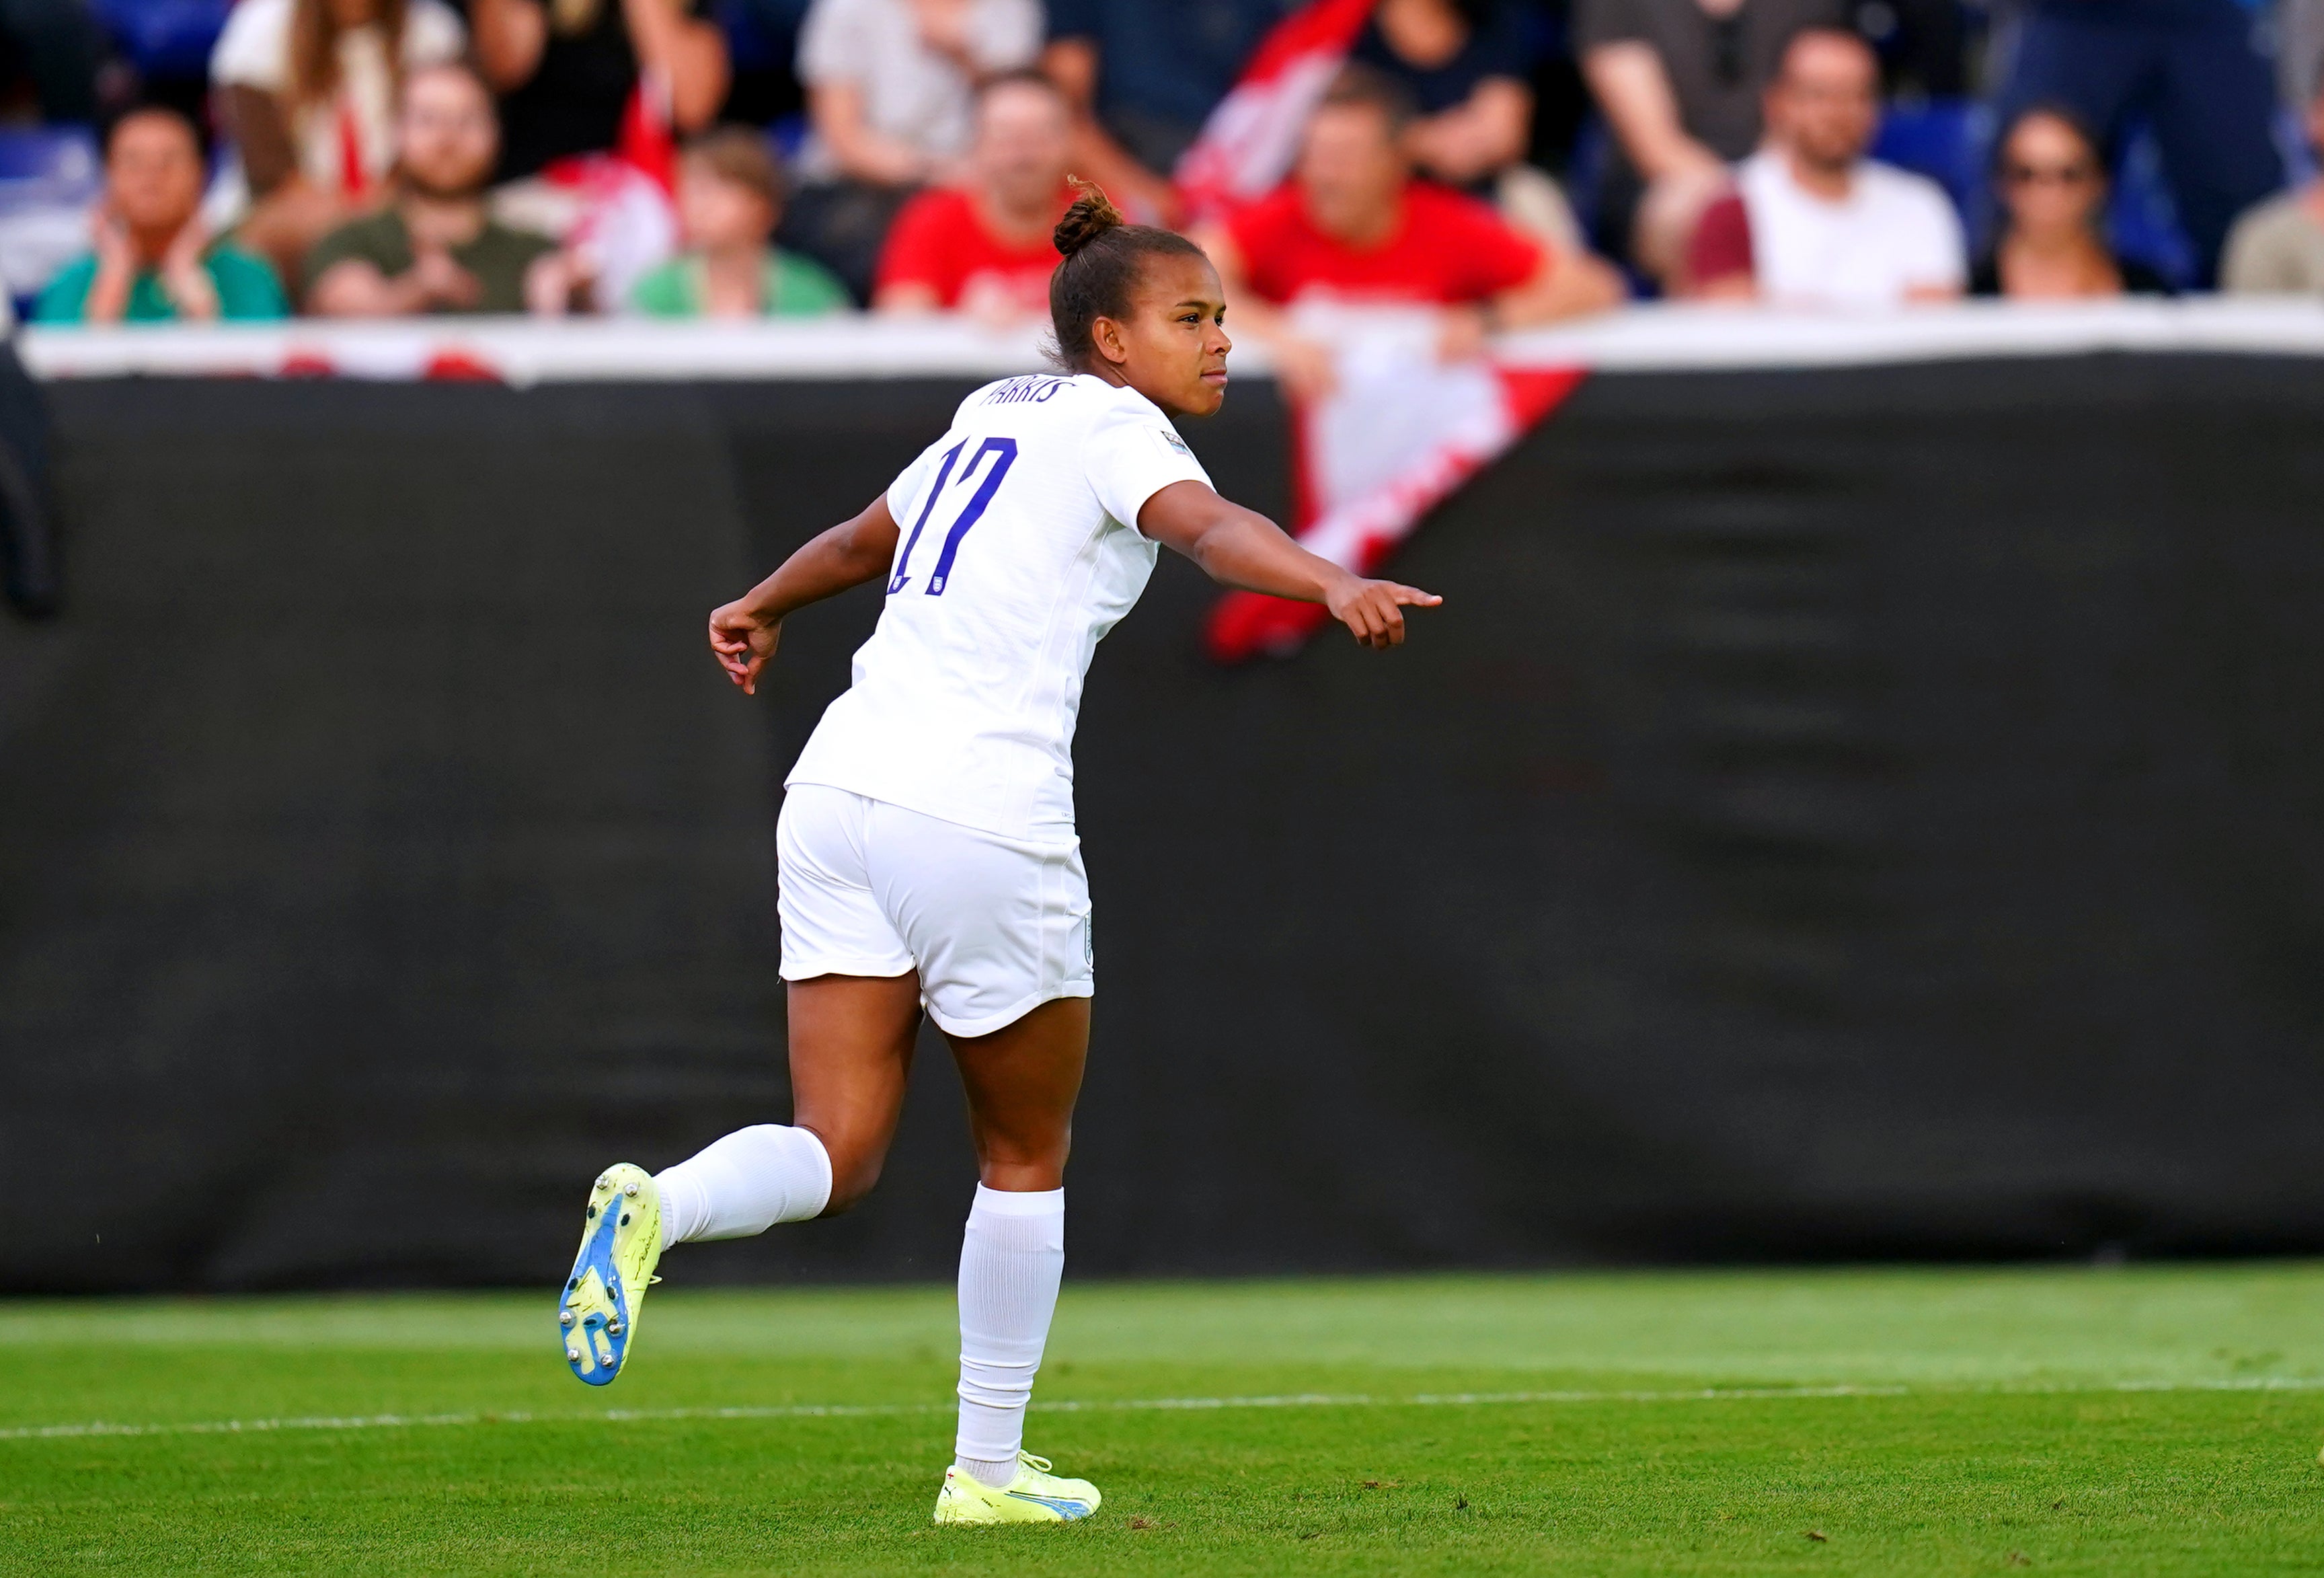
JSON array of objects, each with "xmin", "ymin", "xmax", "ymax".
[
  {"xmin": 708, "ymin": 600, "xmax": 781, "ymax": 694},
  {"xmin": 1324, "ymin": 574, "xmax": 1443, "ymax": 649}
]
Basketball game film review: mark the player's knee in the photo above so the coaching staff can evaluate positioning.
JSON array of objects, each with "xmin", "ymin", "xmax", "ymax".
[
  {"xmin": 978, "ymin": 1156, "xmax": 1067, "ymax": 1191},
  {"xmin": 820, "ymin": 1151, "xmax": 886, "ymax": 1215},
  {"xmin": 973, "ymin": 1129, "xmax": 1071, "ymax": 1189}
]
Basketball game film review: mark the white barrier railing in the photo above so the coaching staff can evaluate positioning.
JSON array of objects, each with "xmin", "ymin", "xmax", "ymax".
[{"xmin": 18, "ymin": 297, "xmax": 2324, "ymax": 384}]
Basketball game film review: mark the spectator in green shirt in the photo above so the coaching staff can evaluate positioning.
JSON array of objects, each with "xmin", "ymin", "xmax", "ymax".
[
  {"xmin": 306, "ymin": 60, "xmax": 582, "ymax": 315},
  {"xmin": 628, "ymin": 127, "xmax": 852, "ymax": 319},
  {"xmin": 35, "ymin": 106, "xmax": 289, "ymax": 325}
]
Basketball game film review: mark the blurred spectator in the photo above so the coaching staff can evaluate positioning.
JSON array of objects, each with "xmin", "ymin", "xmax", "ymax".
[
  {"xmin": 1684, "ymin": 28, "xmax": 1962, "ymax": 305},
  {"xmin": 1972, "ymin": 104, "xmax": 2166, "ymax": 299},
  {"xmin": 787, "ymin": 0, "xmax": 1040, "ymax": 300},
  {"xmin": 872, "ymin": 69, "xmax": 1071, "ymax": 319},
  {"xmin": 1198, "ymin": 65, "xmax": 1624, "ymax": 402},
  {"xmin": 1350, "ymin": 0, "xmax": 1533, "ymax": 189},
  {"xmin": 629, "ymin": 126, "xmax": 851, "ymax": 315},
  {"xmin": 1993, "ymin": 0, "xmax": 2280, "ymax": 289},
  {"xmin": 470, "ymin": 0, "xmax": 729, "ymax": 180},
  {"xmin": 798, "ymin": 0, "xmax": 1039, "ymax": 182},
  {"xmin": 210, "ymin": 0, "xmax": 467, "ymax": 282},
  {"xmin": 1040, "ymin": 0, "xmax": 1292, "ymax": 226},
  {"xmin": 1575, "ymin": 0, "xmax": 1843, "ymax": 280},
  {"xmin": 35, "ymin": 108, "xmax": 289, "ymax": 324},
  {"xmin": 306, "ymin": 61, "xmax": 580, "ymax": 314},
  {"xmin": 2221, "ymin": 67, "xmax": 2324, "ymax": 296},
  {"xmin": 2282, "ymin": 0, "xmax": 2324, "ymax": 125}
]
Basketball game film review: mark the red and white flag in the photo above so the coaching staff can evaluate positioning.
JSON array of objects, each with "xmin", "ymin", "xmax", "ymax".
[
  {"xmin": 1206, "ymin": 311, "xmax": 1585, "ymax": 663},
  {"xmin": 1177, "ymin": 1, "xmax": 1586, "ymax": 659},
  {"xmin": 1172, "ymin": 0, "xmax": 1376, "ymax": 224}
]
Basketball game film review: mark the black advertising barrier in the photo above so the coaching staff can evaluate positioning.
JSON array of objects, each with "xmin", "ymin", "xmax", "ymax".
[{"xmin": 5, "ymin": 354, "xmax": 2324, "ymax": 1293}]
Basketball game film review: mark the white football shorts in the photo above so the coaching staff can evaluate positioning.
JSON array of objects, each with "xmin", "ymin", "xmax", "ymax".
[{"xmin": 775, "ymin": 784, "xmax": 1094, "ymax": 1037}]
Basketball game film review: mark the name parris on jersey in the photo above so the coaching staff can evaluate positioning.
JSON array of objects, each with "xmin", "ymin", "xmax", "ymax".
[{"xmin": 981, "ymin": 375, "xmax": 1070, "ymax": 406}]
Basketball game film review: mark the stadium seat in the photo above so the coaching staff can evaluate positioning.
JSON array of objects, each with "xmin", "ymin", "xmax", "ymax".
[
  {"xmin": 0, "ymin": 125, "xmax": 100, "ymax": 311},
  {"xmin": 767, "ymin": 112, "xmax": 807, "ymax": 165},
  {"xmin": 2104, "ymin": 119, "xmax": 2197, "ymax": 290},
  {"xmin": 1870, "ymin": 97, "xmax": 1988, "ymax": 237},
  {"xmin": 91, "ymin": 0, "xmax": 233, "ymax": 81},
  {"xmin": 0, "ymin": 124, "xmax": 97, "ymax": 187},
  {"xmin": 713, "ymin": 0, "xmax": 785, "ymax": 75}
]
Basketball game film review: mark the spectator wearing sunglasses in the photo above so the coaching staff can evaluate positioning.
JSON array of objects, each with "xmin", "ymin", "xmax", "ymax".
[
  {"xmin": 1992, "ymin": 0, "xmax": 2278, "ymax": 289},
  {"xmin": 1972, "ymin": 104, "xmax": 2166, "ymax": 299}
]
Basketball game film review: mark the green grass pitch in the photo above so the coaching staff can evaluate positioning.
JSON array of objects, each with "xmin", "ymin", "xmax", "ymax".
[{"xmin": 11, "ymin": 1263, "xmax": 2324, "ymax": 1575}]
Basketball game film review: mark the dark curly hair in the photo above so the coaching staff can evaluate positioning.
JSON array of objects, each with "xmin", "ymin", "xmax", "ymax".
[{"xmin": 1047, "ymin": 178, "xmax": 1210, "ymax": 374}]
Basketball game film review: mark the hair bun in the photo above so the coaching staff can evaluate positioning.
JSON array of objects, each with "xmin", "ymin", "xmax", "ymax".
[{"xmin": 1053, "ymin": 176, "xmax": 1126, "ymax": 258}]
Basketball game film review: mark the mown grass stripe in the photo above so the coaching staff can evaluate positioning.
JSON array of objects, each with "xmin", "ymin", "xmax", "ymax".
[{"xmin": 6, "ymin": 1375, "xmax": 2322, "ymax": 1443}]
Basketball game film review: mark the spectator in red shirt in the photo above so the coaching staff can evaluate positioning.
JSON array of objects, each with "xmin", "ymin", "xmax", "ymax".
[
  {"xmin": 872, "ymin": 69, "xmax": 1075, "ymax": 321},
  {"xmin": 1200, "ymin": 65, "xmax": 1623, "ymax": 402}
]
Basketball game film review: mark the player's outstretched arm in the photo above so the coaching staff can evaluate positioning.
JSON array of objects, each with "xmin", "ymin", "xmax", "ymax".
[
  {"xmin": 709, "ymin": 493, "xmax": 902, "ymax": 693},
  {"xmin": 1137, "ymin": 479, "xmax": 1441, "ymax": 650}
]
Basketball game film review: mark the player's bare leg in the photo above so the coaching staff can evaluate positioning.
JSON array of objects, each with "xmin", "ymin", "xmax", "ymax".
[
  {"xmin": 559, "ymin": 974, "xmax": 921, "ymax": 1385},
  {"xmin": 952, "ymin": 995, "xmax": 1087, "ymax": 1191},
  {"xmin": 785, "ymin": 973, "xmax": 926, "ymax": 1212},
  {"xmin": 933, "ymin": 996, "xmax": 1101, "ymax": 1523}
]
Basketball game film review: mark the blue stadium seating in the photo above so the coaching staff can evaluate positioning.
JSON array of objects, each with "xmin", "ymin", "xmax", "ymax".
[
  {"xmin": 2102, "ymin": 120, "xmax": 2198, "ymax": 289},
  {"xmin": 91, "ymin": 0, "xmax": 231, "ymax": 81},
  {"xmin": 714, "ymin": 0, "xmax": 785, "ymax": 75},
  {"xmin": 1869, "ymin": 98, "xmax": 1990, "ymax": 232},
  {"xmin": 0, "ymin": 124, "xmax": 97, "ymax": 188}
]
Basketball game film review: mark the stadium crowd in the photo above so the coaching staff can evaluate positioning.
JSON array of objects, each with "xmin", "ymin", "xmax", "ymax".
[{"xmin": 1, "ymin": 0, "xmax": 2321, "ymax": 328}]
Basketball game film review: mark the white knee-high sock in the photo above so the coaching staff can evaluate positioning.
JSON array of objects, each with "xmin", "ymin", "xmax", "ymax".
[
  {"xmin": 654, "ymin": 1125, "xmax": 832, "ymax": 1250},
  {"xmin": 953, "ymin": 1185, "xmax": 1066, "ymax": 1488}
]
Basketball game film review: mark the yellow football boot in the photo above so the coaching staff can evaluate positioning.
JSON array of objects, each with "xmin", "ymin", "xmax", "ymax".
[
  {"xmin": 556, "ymin": 1164, "xmax": 662, "ymax": 1386},
  {"xmin": 932, "ymin": 1452, "xmax": 1102, "ymax": 1524}
]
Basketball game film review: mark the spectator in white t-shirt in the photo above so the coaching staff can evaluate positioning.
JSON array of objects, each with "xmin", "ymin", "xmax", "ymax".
[
  {"xmin": 212, "ymin": 0, "xmax": 467, "ymax": 282},
  {"xmin": 1684, "ymin": 27, "xmax": 1964, "ymax": 306},
  {"xmin": 782, "ymin": 0, "xmax": 1041, "ymax": 303}
]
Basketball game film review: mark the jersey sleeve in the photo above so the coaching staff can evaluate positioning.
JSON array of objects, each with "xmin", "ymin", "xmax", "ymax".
[
  {"xmin": 1082, "ymin": 408, "xmax": 1212, "ymax": 536},
  {"xmin": 872, "ymin": 192, "xmax": 958, "ymax": 303},
  {"xmin": 210, "ymin": 0, "xmax": 290, "ymax": 89},
  {"xmin": 1223, "ymin": 193, "xmax": 1296, "ymax": 305},
  {"xmin": 1570, "ymin": 0, "xmax": 1645, "ymax": 51},
  {"xmin": 1446, "ymin": 196, "xmax": 1546, "ymax": 299},
  {"xmin": 1900, "ymin": 182, "xmax": 1968, "ymax": 291},
  {"xmin": 972, "ymin": 0, "xmax": 1042, "ymax": 69},
  {"xmin": 795, "ymin": 0, "xmax": 871, "ymax": 86},
  {"xmin": 1687, "ymin": 190, "xmax": 1754, "ymax": 287}
]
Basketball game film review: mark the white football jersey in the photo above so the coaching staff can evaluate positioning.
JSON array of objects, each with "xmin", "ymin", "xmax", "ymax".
[{"xmin": 785, "ymin": 372, "xmax": 1212, "ymax": 838}]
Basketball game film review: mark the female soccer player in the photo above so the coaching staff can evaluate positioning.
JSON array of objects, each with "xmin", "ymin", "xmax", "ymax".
[{"xmin": 556, "ymin": 182, "xmax": 1439, "ymax": 1525}]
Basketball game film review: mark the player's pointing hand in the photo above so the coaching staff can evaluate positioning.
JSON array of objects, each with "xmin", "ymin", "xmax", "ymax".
[
  {"xmin": 709, "ymin": 599, "xmax": 782, "ymax": 694},
  {"xmin": 1324, "ymin": 574, "xmax": 1443, "ymax": 650}
]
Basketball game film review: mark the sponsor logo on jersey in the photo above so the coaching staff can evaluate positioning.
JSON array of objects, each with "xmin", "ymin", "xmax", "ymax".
[{"xmin": 1158, "ymin": 428, "xmax": 1192, "ymax": 456}]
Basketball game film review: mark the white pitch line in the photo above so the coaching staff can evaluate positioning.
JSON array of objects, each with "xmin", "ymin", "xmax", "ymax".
[{"xmin": 4, "ymin": 1376, "xmax": 2321, "ymax": 1445}]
